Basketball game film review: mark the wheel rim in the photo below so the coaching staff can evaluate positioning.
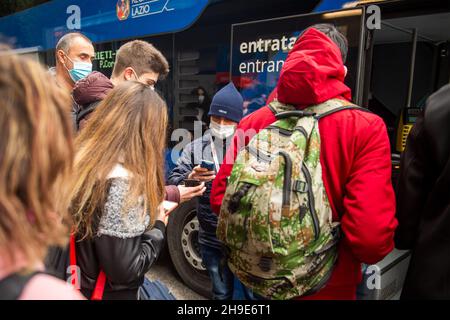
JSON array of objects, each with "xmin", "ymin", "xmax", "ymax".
[{"xmin": 181, "ymin": 212, "xmax": 206, "ymax": 271}]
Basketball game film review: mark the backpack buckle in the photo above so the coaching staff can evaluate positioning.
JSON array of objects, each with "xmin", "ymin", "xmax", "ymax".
[{"xmin": 293, "ymin": 180, "xmax": 308, "ymax": 193}]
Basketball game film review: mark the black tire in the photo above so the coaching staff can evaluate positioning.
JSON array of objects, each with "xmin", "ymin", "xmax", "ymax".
[{"xmin": 167, "ymin": 199, "xmax": 212, "ymax": 298}]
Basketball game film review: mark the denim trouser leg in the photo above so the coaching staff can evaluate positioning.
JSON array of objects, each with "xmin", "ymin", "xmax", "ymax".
[{"xmin": 199, "ymin": 244, "xmax": 234, "ymax": 300}]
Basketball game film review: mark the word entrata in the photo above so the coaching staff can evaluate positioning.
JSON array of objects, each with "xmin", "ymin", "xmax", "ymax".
[{"xmin": 240, "ymin": 36, "xmax": 297, "ymax": 54}]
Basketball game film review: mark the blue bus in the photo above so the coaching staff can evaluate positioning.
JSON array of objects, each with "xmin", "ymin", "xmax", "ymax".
[{"xmin": 2, "ymin": 0, "xmax": 449, "ymax": 299}]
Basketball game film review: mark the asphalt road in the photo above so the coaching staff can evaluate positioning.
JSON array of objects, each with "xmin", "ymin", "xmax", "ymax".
[{"xmin": 146, "ymin": 251, "xmax": 207, "ymax": 300}]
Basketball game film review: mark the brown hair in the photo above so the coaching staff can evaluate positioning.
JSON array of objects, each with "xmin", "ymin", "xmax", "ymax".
[
  {"xmin": 67, "ymin": 81, "xmax": 168, "ymax": 239},
  {"xmin": 0, "ymin": 51, "xmax": 74, "ymax": 267},
  {"xmin": 112, "ymin": 40, "xmax": 170, "ymax": 79}
]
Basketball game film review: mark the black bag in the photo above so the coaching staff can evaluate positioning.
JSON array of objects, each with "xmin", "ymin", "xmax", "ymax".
[
  {"xmin": 138, "ymin": 277, "xmax": 176, "ymax": 300},
  {"xmin": 0, "ymin": 272, "xmax": 40, "ymax": 300}
]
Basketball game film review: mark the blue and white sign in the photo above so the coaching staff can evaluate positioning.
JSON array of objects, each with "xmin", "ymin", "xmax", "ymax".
[{"xmin": 0, "ymin": 0, "xmax": 209, "ymax": 50}]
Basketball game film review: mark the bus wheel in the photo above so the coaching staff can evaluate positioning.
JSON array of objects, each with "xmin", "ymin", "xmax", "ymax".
[{"xmin": 167, "ymin": 199, "xmax": 212, "ymax": 298}]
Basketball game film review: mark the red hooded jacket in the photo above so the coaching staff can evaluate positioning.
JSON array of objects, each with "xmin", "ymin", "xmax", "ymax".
[{"xmin": 210, "ymin": 28, "xmax": 397, "ymax": 299}]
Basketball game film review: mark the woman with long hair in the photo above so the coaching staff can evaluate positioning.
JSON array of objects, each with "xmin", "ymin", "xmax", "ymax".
[
  {"xmin": 0, "ymin": 51, "xmax": 83, "ymax": 299},
  {"xmin": 66, "ymin": 81, "xmax": 174, "ymax": 300}
]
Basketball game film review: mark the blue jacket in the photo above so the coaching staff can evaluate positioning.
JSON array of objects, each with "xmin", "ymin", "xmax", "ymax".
[{"xmin": 167, "ymin": 133, "xmax": 229, "ymax": 249}]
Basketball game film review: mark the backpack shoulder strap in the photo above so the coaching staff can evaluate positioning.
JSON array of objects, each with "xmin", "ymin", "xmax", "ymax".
[
  {"xmin": 0, "ymin": 271, "xmax": 42, "ymax": 300},
  {"xmin": 315, "ymin": 105, "xmax": 371, "ymax": 120},
  {"xmin": 267, "ymin": 100, "xmax": 315, "ymax": 120},
  {"xmin": 267, "ymin": 102, "xmax": 278, "ymax": 116}
]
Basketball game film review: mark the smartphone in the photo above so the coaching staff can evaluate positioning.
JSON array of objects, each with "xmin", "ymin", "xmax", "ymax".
[
  {"xmin": 200, "ymin": 159, "xmax": 216, "ymax": 171},
  {"xmin": 163, "ymin": 200, "xmax": 178, "ymax": 215},
  {"xmin": 184, "ymin": 179, "xmax": 201, "ymax": 187}
]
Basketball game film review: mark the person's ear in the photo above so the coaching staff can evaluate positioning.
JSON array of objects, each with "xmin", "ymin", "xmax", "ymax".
[
  {"xmin": 344, "ymin": 65, "xmax": 348, "ymax": 77},
  {"xmin": 123, "ymin": 67, "xmax": 134, "ymax": 81},
  {"xmin": 57, "ymin": 50, "xmax": 67, "ymax": 65}
]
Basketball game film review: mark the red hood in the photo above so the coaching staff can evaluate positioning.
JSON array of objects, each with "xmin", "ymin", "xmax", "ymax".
[{"xmin": 276, "ymin": 28, "xmax": 352, "ymax": 109}]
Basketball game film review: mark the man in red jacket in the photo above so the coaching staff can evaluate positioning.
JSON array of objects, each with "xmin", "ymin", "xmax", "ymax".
[{"xmin": 210, "ymin": 24, "xmax": 398, "ymax": 300}]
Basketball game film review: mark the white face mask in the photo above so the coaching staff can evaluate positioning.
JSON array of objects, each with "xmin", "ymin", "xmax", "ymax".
[{"xmin": 210, "ymin": 121, "xmax": 236, "ymax": 140}]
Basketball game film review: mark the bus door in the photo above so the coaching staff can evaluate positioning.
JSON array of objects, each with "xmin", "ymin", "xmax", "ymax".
[
  {"xmin": 362, "ymin": 3, "xmax": 450, "ymax": 179},
  {"xmin": 355, "ymin": 4, "xmax": 450, "ymax": 299}
]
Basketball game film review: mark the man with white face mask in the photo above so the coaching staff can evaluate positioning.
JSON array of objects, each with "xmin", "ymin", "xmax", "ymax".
[{"xmin": 168, "ymin": 82, "xmax": 243, "ymax": 300}]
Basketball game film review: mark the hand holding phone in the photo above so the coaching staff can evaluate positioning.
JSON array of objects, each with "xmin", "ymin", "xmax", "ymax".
[
  {"xmin": 188, "ymin": 164, "xmax": 216, "ymax": 182},
  {"xmin": 177, "ymin": 182, "xmax": 206, "ymax": 203},
  {"xmin": 184, "ymin": 179, "xmax": 201, "ymax": 187}
]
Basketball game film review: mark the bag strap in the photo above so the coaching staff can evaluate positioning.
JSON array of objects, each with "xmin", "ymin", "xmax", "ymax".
[
  {"xmin": 0, "ymin": 271, "xmax": 42, "ymax": 300},
  {"xmin": 267, "ymin": 99, "xmax": 371, "ymax": 121},
  {"xmin": 91, "ymin": 271, "xmax": 107, "ymax": 300},
  {"xmin": 69, "ymin": 233, "xmax": 106, "ymax": 300},
  {"xmin": 314, "ymin": 106, "xmax": 371, "ymax": 120},
  {"xmin": 267, "ymin": 102, "xmax": 277, "ymax": 116}
]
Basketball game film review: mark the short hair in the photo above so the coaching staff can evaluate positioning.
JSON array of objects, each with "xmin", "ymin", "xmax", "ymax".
[
  {"xmin": 112, "ymin": 40, "xmax": 170, "ymax": 79},
  {"xmin": 309, "ymin": 24, "xmax": 348, "ymax": 63},
  {"xmin": 56, "ymin": 32, "xmax": 92, "ymax": 54}
]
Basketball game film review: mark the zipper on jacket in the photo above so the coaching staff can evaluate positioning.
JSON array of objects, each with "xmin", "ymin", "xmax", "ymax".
[{"xmin": 301, "ymin": 162, "xmax": 320, "ymax": 240}]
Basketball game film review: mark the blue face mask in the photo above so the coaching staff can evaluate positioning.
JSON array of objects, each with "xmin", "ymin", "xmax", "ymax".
[
  {"xmin": 69, "ymin": 61, "xmax": 93, "ymax": 82},
  {"xmin": 64, "ymin": 55, "xmax": 92, "ymax": 82}
]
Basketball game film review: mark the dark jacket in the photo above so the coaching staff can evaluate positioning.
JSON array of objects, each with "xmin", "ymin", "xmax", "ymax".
[
  {"xmin": 395, "ymin": 84, "xmax": 450, "ymax": 299},
  {"xmin": 75, "ymin": 165, "xmax": 166, "ymax": 300},
  {"xmin": 168, "ymin": 133, "xmax": 229, "ymax": 249}
]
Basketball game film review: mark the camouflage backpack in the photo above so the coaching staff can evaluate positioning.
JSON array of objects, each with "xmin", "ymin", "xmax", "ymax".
[{"xmin": 217, "ymin": 98, "xmax": 362, "ymax": 299}]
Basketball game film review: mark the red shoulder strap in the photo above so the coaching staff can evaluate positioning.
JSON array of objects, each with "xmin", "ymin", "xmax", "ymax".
[
  {"xmin": 69, "ymin": 233, "xmax": 106, "ymax": 300},
  {"xmin": 91, "ymin": 271, "xmax": 106, "ymax": 300},
  {"xmin": 69, "ymin": 234, "xmax": 78, "ymax": 287}
]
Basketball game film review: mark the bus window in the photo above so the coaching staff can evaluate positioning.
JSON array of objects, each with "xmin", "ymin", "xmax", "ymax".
[{"xmin": 231, "ymin": 8, "xmax": 364, "ymax": 116}]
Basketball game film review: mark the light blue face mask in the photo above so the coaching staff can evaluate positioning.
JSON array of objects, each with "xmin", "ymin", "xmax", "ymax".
[{"xmin": 64, "ymin": 55, "xmax": 93, "ymax": 82}]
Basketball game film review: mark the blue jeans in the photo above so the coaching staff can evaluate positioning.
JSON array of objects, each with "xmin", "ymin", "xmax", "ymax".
[{"xmin": 199, "ymin": 244, "xmax": 234, "ymax": 300}]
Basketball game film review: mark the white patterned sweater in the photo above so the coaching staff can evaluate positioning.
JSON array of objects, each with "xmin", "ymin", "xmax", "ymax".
[{"xmin": 97, "ymin": 164, "xmax": 150, "ymax": 239}]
